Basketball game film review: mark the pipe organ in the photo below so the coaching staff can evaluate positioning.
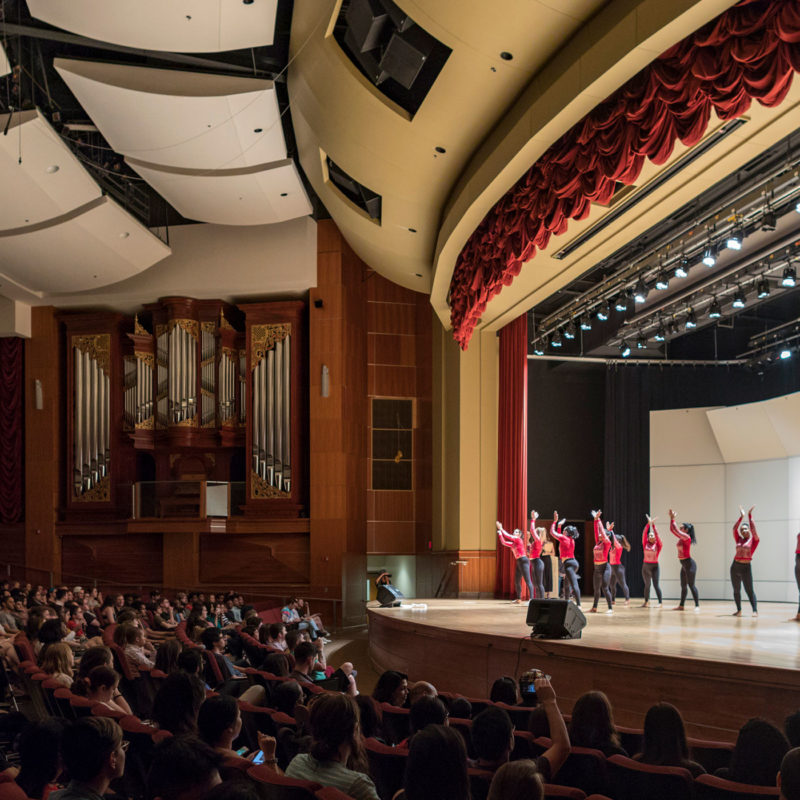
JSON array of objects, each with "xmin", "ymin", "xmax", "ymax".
[{"xmin": 61, "ymin": 298, "xmax": 305, "ymax": 519}]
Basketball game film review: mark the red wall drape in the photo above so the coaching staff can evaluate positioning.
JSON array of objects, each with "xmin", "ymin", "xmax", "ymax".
[
  {"xmin": 495, "ymin": 314, "xmax": 528, "ymax": 598},
  {"xmin": 449, "ymin": 0, "xmax": 800, "ymax": 347},
  {"xmin": 0, "ymin": 337, "xmax": 24, "ymax": 524}
]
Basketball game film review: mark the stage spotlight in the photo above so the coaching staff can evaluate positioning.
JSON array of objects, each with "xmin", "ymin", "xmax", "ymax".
[
  {"xmin": 633, "ymin": 279, "xmax": 648, "ymax": 304},
  {"xmin": 757, "ymin": 277, "xmax": 770, "ymax": 298},
  {"xmin": 654, "ymin": 323, "xmax": 666, "ymax": 342},
  {"xmin": 685, "ymin": 308, "xmax": 697, "ymax": 329},
  {"xmin": 674, "ymin": 258, "xmax": 689, "ymax": 279},
  {"xmin": 726, "ymin": 227, "xmax": 743, "ymax": 251},
  {"xmin": 702, "ymin": 244, "xmax": 717, "ymax": 267},
  {"xmin": 614, "ymin": 293, "xmax": 628, "ymax": 312},
  {"xmin": 564, "ymin": 320, "xmax": 577, "ymax": 340},
  {"xmin": 597, "ymin": 301, "xmax": 610, "ymax": 321},
  {"xmin": 620, "ymin": 340, "xmax": 631, "ymax": 358},
  {"xmin": 551, "ymin": 330, "xmax": 563, "ymax": 348},
  {"xmin": 667, "ymin": 319, "xmax": 677, "ymax": 336},
  {"xmin": 533, "ymin": 340, "xmax": 545, "ymax": 355},
  {"xmin": 761, "ymin": 209, "xmax": 777, "ymax": 232},
  {"xmin": 655, "ymin": 273, "xmax": 670, "ymax": 291},
  {"xmin": 782, "ymin": 266, "xmax": 797, "ymax": 287},
  {"xmin": 636, "ymin": 334, "xmax": 647, "ymax": 349},
  {"xmin": 732, "ymin": 287, "xmax": 746, "ymax": 308},
  {"xmin": 796, "ymin": 200, "xmax": 800, "ymax": 214},
  {"xmin": 580, "ymin": 313, "xmax": 592, "ymax": 331},
  {"xmin": 780, "ymin": 348, "xmax": 792, "ymax": 360},
  {"xmin": 708, "ymin": 298, "xmax": 721, "ymax": 319}
]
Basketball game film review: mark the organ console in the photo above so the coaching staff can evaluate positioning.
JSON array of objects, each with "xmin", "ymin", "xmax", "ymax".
[{"xmin": 60, "ymin": 298, "xmax": 305, "ymax": 520}]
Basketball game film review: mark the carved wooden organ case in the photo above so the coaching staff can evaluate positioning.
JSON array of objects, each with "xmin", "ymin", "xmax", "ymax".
[{"xmin": 61, "ymin": 298, "xmax": 306, "ymax": 519}]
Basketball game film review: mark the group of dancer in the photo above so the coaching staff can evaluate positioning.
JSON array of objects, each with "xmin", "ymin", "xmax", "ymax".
[{"xmin": 497, "ymin": 505, "xmax": 800, "ymax": 619}]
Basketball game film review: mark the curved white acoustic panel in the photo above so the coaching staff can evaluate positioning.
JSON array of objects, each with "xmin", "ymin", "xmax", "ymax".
[
  {"xmin": 0, "ymin": 109, "xmax": 102, "ymax": 232},
  {"xmin": 126, "ymin": 158, "xmax": 311, "ymax": 226},
  {"xmin": 0, "ymin": 43, "xmax": 9, "ymax": 78},
  {"xmin": 0, "ymin": 197, "xmax": 171, "ymax": 294},
  {"xmin": 28, "ymin": 0, "xmax": 277, "ymax": 52},
  {"xmin": 55, "ymin": 60, "xmax": 285, "ymax": 170}
]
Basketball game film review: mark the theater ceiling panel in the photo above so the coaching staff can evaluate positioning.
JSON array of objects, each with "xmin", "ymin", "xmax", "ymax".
[
  {"xmin": 0, "ymin": 196, "xmax": 171, "ymax": 294},
  {"xmin": 0, "ymin": 109, "xmax": 101, "ymax": 231},
  {"xmin": 126, "ymin": 158, "xmax": 311, "ymax": 226},
  {"xmin": 27, "ymin": 0, "xmax": 278, "ymax": 52},
  {"xmin": 0, "ymin": 42, "xmax": 9, "ymax": 77},
  {"xmin": 54, "ymin": 60, "xmax": 285, "ymax": 170}
]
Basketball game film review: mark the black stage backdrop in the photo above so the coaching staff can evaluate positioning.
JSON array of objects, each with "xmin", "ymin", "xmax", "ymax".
[{"xmin": 529, "ymin": 359, "xmax": 800, "ymax": 597}]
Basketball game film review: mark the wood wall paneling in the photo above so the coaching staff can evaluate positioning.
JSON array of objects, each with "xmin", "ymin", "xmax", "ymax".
[
  {"xmin": 199, "ymin": 532, "xmax": 310, "ymax": 585},
  {"xmin": 61, "ymin": 533, "xmax": 163, "ymax": 590}
]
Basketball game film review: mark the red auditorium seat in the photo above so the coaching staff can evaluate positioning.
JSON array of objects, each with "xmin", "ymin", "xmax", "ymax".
[
  {"xmin": 552, "ymin": 747, "xmax": 609, "ymax": 796},
  {"xmin": 615, "ymin": 725, "xmax": 643, "ymax": 756},
  {"xmin": 378, "ymin": 702, "xmax": 410, "ymax": 745},
  {"xmin": 68, "ymin": 692, "xmax": 95, "ymax": 717},
  {"xmin": 494, "ymin": 701, "xmax": 534, "ymax": 728},
  {"xmin": 91, "ymin": 703, "xmax": 127, "ymax": 719},
  {"xmin": 607, "ymin": 754, "xmax": 693, "ymax": 800},
  {"xmin": 448, "ymin": 716, "xmax": 475, "ymax": 758},
  {"xmin": 12, "ymin": 634, "xmax": 35, "ymax": 663},
  {"xmin": 0, "ymin": 774, "xmax": 28, "ymax": 800},
  {"xmin": 364, "ymin": 737, "xmax": 408, "ymax": 800},
  {"xmin": 247, "ymin": 764, "xmax": 321, "ymax": 800},
  {"xmin": 694, "ymin": 774, "xmax": 780, "ymax": 800},
  {"xmin": 688, "ymin": 738, "xmax": 735, "ymax": 774},
  {"xmin": 53, "ymin": 687, "xmax": 76, "ymax": 718},
  {"xmin": 467, "ymin": 767, "xmax": 495, "ymax": 800}
]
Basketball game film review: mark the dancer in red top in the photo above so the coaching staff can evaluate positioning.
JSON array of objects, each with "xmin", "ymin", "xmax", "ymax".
[
  {"xmin": 668, "ymin": 509, "xmax": 699, "ymax": 611},
  {"xmin": 641, "ymin": 515, "xmax": 663, "ymax": 608},
  {"xmin": 607, "ymin": 523, "xmax": 631, "ymax": 606},
  {"xmin": 496, "ymin": 521, "xmax": 534, "ymax": 605},
  {"xmin": 589, "ymin": 510, "xmax": 613, "ymax": 613},
  {"xmin": 529, "ymin": 510, "xmax": 546, "ymax": 600},
  {"xmin": 795, "ymin": 532, "xmax": 800, "ymax": 621},
  {"xmin": 731, "ymin": 505, "xmax": 759, "ymax": 617},
  {"xmin": 550, "ymin": 511, "xmax": 581, "ymax": 606}
]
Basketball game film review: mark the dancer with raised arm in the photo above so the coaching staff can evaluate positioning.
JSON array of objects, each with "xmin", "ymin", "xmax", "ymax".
[
  {"xmin": 550, "ymin": 511, "xmax": 581, "ymax": 606},
  {"xmin": 731, "ymin": 505, "xmax": 759, "ymax": 617},
  {"xmin": 496, "ymin": 521, "xmax": 534, "ymax": 605},
  {"xmin": 589, "ymin": 510, "xmax": 613, "ymax": 614},
  {"xmin": 669, "ymin": 509, "xmax": 699, "ymax": 611},
  {"xmin": 641, "ymin": 515, "xmax": 663, "ymax": 608},
  {"xmin": 608, "ymin": 523, "xmax": 631, "ymax": 606},
  {"xmin": 528, "ymin": 511, "xmax": 547, "ymax": 600}
]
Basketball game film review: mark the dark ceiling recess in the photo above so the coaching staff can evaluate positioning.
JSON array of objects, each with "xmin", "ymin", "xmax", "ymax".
[
  {"xmin": 326, "ymin": 156, "xmax": 382, "ymax": 221},
  {"xmin": 334, "ymin": 0, "xmax": 451, "ymax": 116}
]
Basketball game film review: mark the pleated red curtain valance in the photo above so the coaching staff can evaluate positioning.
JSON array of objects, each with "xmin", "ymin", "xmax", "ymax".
[{"xmin": 449, "ymin": 0, "xmax": 800, "ymax": 348}]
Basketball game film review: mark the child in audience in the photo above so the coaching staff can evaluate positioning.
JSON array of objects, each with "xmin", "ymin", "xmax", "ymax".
[
  {"xmin": 39, "ymin": 642, "xmax": 74, "ymax": 688},
  {"xmin": 85, "ymin": 666, "xmax": 131, "ymax": 715}
]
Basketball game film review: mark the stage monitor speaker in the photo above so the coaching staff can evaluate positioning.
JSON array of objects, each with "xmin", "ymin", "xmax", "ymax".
[
  {"xmin": 377, "ymin": 584, "xmax": 405, "ymax": 608},
  {"xmin": 526, "ymin": 599, "xmax": 586, "ymax": 639}
]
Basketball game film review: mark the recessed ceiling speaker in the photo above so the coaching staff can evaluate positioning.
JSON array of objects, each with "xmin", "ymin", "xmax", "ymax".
[{"xmin": 378, "ymin": 27, "xmax": 431, "ymax": 89}]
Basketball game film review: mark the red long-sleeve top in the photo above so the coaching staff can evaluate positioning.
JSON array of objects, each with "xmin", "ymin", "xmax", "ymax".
[
  {"xmin": 497, "ymin": 527, "xmax": 526, "ymax": 559},
  {"xmin": 642, "ymin": 523, "xmax": 662, "ymax": 564},
  {"xmin": 733, "ymin": 514, "xmax": 759, "ymax": 562},
  {"xmin": 593, "ymin": 518, "xmax": 611, "ymax": 564},
  {"xmin": 608, "ymin": 533, "xmax": 624, "ymax": 566},
  {"xmin": 528, "ymin": 521, "xmax": 544, "ymax": 559},
  {"xmin": 796, "ymin": 532, "xmax": 800, "ymax": 555},
  {"xmin": 551, "ymin": 521, "xmax": 576, "ymax": 559},
  {"xmin": 670, "ymin": 519, "xmax": 693, "ymax": 559}
]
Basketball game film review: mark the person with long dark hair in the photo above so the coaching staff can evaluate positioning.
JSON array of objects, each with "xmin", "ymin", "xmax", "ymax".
[
  {"xmin": 607, "ymin": 523, "xmax": 631, "ymax": 606},
  {"xmin": 635, "ymin": 702, "xmax": 704, "ymax": 776},
  {"xmin": 496, "ymin": 521, "xmax": 535, "ymax": 605},
  {"xmin": 589, "ymin": 510, "xmax": 613, "ymax": 614},
  {"xmin": 731, "ymin": 505, "xmax": 759, "ymax": 617},
  {"xmin": 669, "ymin": 509, "xmax": 699, "ymax": 611},
  {"xmin": 641, "ymin": 515, "xmax": 663, "ymax": 608},
  {"xmin": 528, "ymin": 510, "xmax": 546, "ymax": 600},
  {"xmin": 550, "ymin": 511, "xmax": 581, "ymax": 606}
]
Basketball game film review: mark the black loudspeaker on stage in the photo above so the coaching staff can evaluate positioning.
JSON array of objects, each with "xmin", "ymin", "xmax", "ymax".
[
  {"xmin": 377, "ymin": 584, "xmax": 405, "ymax": 608},
  {"xmin": 526, "ymin": 599, "xmax": 586, "ymax": 639}
]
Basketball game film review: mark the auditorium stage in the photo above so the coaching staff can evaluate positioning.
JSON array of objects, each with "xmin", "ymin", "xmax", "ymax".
[{"xmin": 367, "ymin": 598, "xmax": 800, "ymax": 741}]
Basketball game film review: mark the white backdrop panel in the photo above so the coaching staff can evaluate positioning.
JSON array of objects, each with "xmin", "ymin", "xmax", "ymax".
[
  {"xmin": 0, "ymin": 43, "xmax": 9, "ymax": 77},
  {"xmin": 127, "ymin": 159, "xmax": 311, "ymax": 226},
  {"xmin": 28, "ymin": 0, "xmax": 277, "ymax": 52},
  {"xmin": 706, "ymin": 402, "xmax": 786, "ymax": 463},
  {"xmin": 0, "ymin": 197, "xmax": 170, "ymax": 293},
  {"xmin": 764, "ymin": 392, "xmax": 800, "ymax": 456},
  {"xmin": 650, "ymin": 407, "xmax": 722, "ymax": 466},
  {"xmin": 55, "ymin": 60, "xmax": 285, "ymax": 170},
  {"xmin": 0, "ymin": 109, "xmax": 101, "ymax": 231}
]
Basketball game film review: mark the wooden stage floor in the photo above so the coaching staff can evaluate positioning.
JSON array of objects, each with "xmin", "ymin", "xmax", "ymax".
[{"xmin": 367, "ymin": 598, "xmax": 800, "ymax": 740}]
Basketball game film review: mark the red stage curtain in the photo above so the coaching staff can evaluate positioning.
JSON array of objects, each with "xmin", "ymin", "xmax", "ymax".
[
  {"xmin": 495, "ymin": 314, "xmax": 528, "ymax": 599},
  {"xmin": 449, "ymin": 0, "xmax": 800, "ymax": 348},
  {"xmin": 0, "ymin": 337, "xmax": 24, "ymax": 524}
]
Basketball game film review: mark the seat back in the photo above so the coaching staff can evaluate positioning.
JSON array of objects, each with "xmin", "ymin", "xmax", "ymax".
[
  {"xmin": 378, "ymin": 703, "xmax": 410, "ymax": 745},
  {"xmin": 494, "ymin": 702, "xmax": 534, "ymax": 729},
  {"xmin": 12, "ymin": 634, "xmax": 35, "ymax": 663},
  {"xmin": 694, "ymin": 774, "xmax": 780, "ymax": 800},
  {"xmin": 553, "ymin": 748, "xmax": 609, "ymax": 796},
  {"xmin": 449, "ymin": 717, "xmax": 475, "ymax": 759},
  {"xmin": 616, "ymin": 726, "xmax": 643, "ymax": 757},
  {"xmin": 467, "ymin": 767, "xmax": 494, "ymax": 800},
  {"xmin": 0, "ymin": 777, "xmax": 27, "ymax": 800},
  {"xmin": 364, "ymin": 737, "xmax": 408, "ymax": 800},
  {"xmin": 247, "ymin": 765, "xmax": 320, "ymax": 800},
  {"xmin": 607, "ymin": 754, "xmax": 693, "ymax": 800},
  {"xmin": 69, "ymin": 692, "xmax": 95, "ymax": 717},
  {"xmin": 543, "ymin": 785, "xmax": 586, "ymax": 800},
  {"xmin": 201, "ymin": 649, "xmax": 225, "ymax": 688},
  {"xmin": 315, "ymin": 788, "xmax": 358, "ymax": 800},
  {"xmin": 511, "ymin": 730, "xmax": 539, "ymax": 761},
  {"xmin": 688, "ymin": 739, "xmax": 735, "ymax": 774},
  {"xmin": 53, "ymin": 687, "xmax": 76, "ymax": 719}
]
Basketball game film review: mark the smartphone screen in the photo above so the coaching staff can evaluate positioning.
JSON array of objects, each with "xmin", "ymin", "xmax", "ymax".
[
  {"xmin": 252, "ymin": 750, "xmax": 265, "ymax": 764},
  {"xmin": 235, "ymin": 746, "xmax": 248, "ymax": 756}
]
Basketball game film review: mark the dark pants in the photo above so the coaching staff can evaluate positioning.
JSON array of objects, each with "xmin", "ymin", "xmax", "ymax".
[
  {"xmin": 561, "ymin": 558, "xmax": 580, "ymax": 605},
  {"xmin": 592, "ymin": 563, "xmax": 612, "ymax": 609},
  {"xmin": 731, "ymin": 560, "xmax": 757, "ymax": 612},
  {"xmin": 642, "ymin": 563, "xmax": 662, "ymax": 603},
  {"xmin": 514, "ymin": 556, "xmax": 534, "ymax": 600},
  {"xmin": 679, "ymin": 557, "xmax": 699, "ymax": 607},
  {"xmin": 609, "ymin": 563, "xmax": 630, "ymax": 602},
  {"xmin": 543, "ymin": 556, "xmax": 553, "ymax": 593},
  {"xmin": 530, "ymin": 557, "xmax": 545, "ymax": 599}
]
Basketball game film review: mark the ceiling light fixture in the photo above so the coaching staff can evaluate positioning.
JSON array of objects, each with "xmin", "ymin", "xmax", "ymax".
[
  {"xmin": 674, "ymin": 258, "xmax": 689, "ymax": 279},
  {"xmin": 757, "ymin": 277, "xmax": 770, "ymax": 298},
  {"xmin": 702, "ymin": 244, "xmax": 717, "ymax": 267},
  {"xmin": 654, "ymin": 322, "xmax": 666, "ymax": 342},
  {"xmin": 655, "ymin": 273, "xmax": 670, "ymax": 291},
  {"xmin": 780, "ymin": 347, "xmax": 792, "ymax": 360},
  {"xmin": 564, "ymin": 321, "xmax": 577, "ymax": 340},
  {"xmin": 633, "ymin": 279, "xmax": 648, "ymax": 304},
  {"xmin": 580, "ymin": 314, "xmax": 592, "ymax": 331},
  {"xmin": 782, "ymin": 266, "xmax": 797, "ymax": 287},
  {"xmin": 597, "ymin": 301, "xmax": 610, "ymax": 322},
  {"xmin": 636, "ymin": 334, "xmax": 647, "ymax": 349},
  {"xmin": 732, "ymin": 287, "xmax": 746, "ymax": 308},
  {"xmin": 533, "ymin": 340, "xmax": 545, "ymax": 356},
  {"xmin": 620, "ymin": 340, "xmax": 631, "ymax": 358},
  {"xmin": 614, "ymin": 293, "xmax": 628, "ymax": 312},
  {"xmin": 551, "ymin": 330, "xmax": 563, "ymax": 348},
  {"xmin": 685, "ymin": 308, "xmax": 697, "ymax": 329},
  {"xmin": 708, "ymin": 298, "xmax": 721, "ymax": 319},
  {"xmin": 726, "ymin": 227, "xmax": 743, "ymax": 251}
]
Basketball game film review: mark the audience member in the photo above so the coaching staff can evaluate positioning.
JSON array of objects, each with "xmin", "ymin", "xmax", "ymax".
[
  {"xmin": 490, "ymin": 676, "xmax": 519, "ymax": 706},
  {"xmin": 487, "ymin": 759, "xmax": 544, "ymax": 800},
  {"xmin": 635, "ymin": 702, "xmax": 704, "ymax": 776},
  {"xmin": 272, "ymin": 680, "xmax": 304, "ymax": 715},
  {"xmin": 408, "ymin": 681, "xmax": 437, "ymax": 706},
  {"xmin": 15, "ymin": 719, "xmax": 64, "ymax": 800},
  {"xmin": 569, "ymin": 690, "xmax": 627, "ymax": 757},
  {"xmin": 403, "ymin": 725, "xmax": 469, "ymax": 800},
  {"xmin": 717, "ymin": 718, "xmax": 790, "ymax": 786},
  {"xmin": 200, "ymin": 627, "xmax": 266, "ymax": 704},
  {"xmin": 260, "ymin": 652, "xmax": 290, "ymax": 677},
  {"xmin": 86, "ymin": 666, "xmax": 131, "ymax": 714},
  {"xmin": 448, "ymin": 697, "xmax": 472, "ymax": 720},
  {"xmin": 152, "ymin": 672, "xmax": 206, "ymax": 735},
  {"xmin": 285, "ymin": 693, "xmax": 379, "ymax": 800},
  {"xmin": 290, "ymin": 641, "xmax": 356, "ymax": 696},
  {"xmin": 70, "ymin": 645, "xmax": 115, "ymax": 697},
  {"xmin": 780, "ymin": 748, "xmax": 800, "ymax": 800},
  {"xmin": 39, "ymin": 642, "xmax": 74, "ymax": 688},
  {"xmin": 372, "ymin": 670, "xmax": 408, "ymax": 707},
  {"xmin": 147, "ymin": 736, "xmax": 222, "ymax": 800},
  {"xmin": 154, "ymin": 638, "xmax": 182, "ymax": 674},
  {"xmin": 786, "ymin": 712, "xmax": 800, "ymax": 748},
  {"xmin": 118, "ymin": 623, "xmax": 156, "ymax": 669},
  {"xmin": 355, "ymin": 695, "xmax": 383, "ymax": 742}
]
